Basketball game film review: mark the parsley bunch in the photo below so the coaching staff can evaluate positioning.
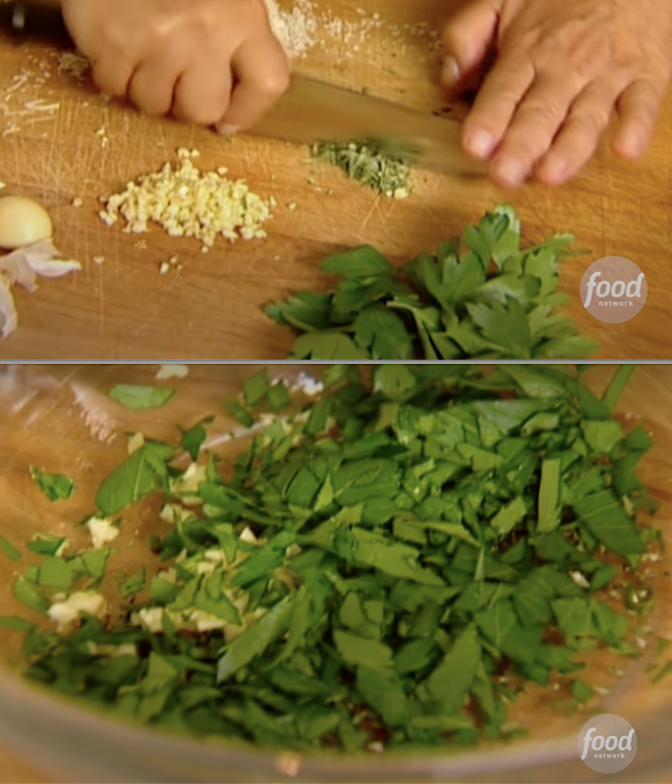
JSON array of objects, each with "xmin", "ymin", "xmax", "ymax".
[
  {"xmin": 266, "ymin": 205, "xmax": 599, "ymax": 360},
  {"xmin": 2, "ymin": 365, "xmax": 664, "ymax": 754}
]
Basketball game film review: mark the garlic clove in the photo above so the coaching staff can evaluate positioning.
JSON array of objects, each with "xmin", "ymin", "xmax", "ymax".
[{"xmin": 0, "ymin": 196, "xmax": 53, "ymax": 249}]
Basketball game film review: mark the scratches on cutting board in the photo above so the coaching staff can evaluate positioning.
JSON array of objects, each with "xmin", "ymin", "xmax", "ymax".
[
  {"xmin": 96, "ymin": 262, "xmax": 105, "ymax": 334},
  {"xmin": 356, "ymin": 196, "xmax": 390, "ymax": 241},
  {"xmin": 127, "ymin": 271, "xmax": 181, "ymax": 343}
]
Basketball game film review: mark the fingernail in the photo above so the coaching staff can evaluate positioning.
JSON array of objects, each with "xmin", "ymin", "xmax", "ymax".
[
  {"xmin": 217, "ymin": 123, "xmax": 240, "ymax": 136},
  {"xmin": 494, "ymin": 158, "xmax": 526, "ymax": 187},
  {"xmin": 441, "ymin": 56, "xmax": 460, "ymax": 86},
  {"xmin": 541, "ymin": 156, "xmax": 567, "ymax": 184},
  {"xmin": 616, "ymin": 128, "xmax": 646, "ymax": 158},
  {"xmin": 465, "ymin": 129, "xmax": 496, "ymax": 159}
]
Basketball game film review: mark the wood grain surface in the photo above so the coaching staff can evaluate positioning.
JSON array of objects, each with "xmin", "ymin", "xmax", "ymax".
[
  {"xmin": 0, "ymin": 1, "xmax": 671, "ymax": 358},
  {"xmin": 0, "ymin": 742, "xmax": 56, "ymax": 783}
]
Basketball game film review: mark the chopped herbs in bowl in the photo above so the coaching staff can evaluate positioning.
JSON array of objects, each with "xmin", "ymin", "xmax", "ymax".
[{"xmin": 0, "ymin": 364, "xmax": 670, "ymax": 770}]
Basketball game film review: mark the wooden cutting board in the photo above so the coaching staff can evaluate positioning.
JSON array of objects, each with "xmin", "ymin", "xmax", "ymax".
[
  {"xmin": 0, "ymin": 0, "xmax": 671, "ymax": 359},
  {"xmin": 0, "ymin": 742, "xmax": 57, "ymax": 783}
]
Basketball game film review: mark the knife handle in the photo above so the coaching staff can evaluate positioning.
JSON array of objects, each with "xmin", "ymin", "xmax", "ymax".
[{"xmin": 6, "ymin": 0, "xmax": 61, "ymax": 30}]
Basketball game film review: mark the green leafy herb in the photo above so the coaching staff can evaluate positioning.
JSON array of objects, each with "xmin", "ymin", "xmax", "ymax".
[
  {"xmin": 217, "ymin": 594, "xmax": 295, "ymax": 683},
  {"xmin": 601, "ymin": 365, "xmax": 637, "ymax": 412},
  {"xmin": 108, "ymin": 384, "xmax": 176, "ymax": 410},
  {"xmin": 224, "ymin": 400, "xmax": 255, "ymax": 428},
  {"xmin": 5, "ymin": 363, "xmax": 664, "ymax": 757},
  {"xmin": 537, "ymin": 459, "xmax": 561, "ymax": 533},
  {"xmin": 266, "ymin": 205, "xmax": 598, "ymax": 360},
  {"xmin": 0, "ymin": 536, "xmax": 21, "ymax": 562},
  {"xmin": 29, "ymin": 467, "xmax": 76, "ymax": 502},
  {"xmin": 571, "ymin": 678, "xmax": 593, "ymax": 702},
  {"xmin": 312, "ymin": 138, "xmax": 412, "ymax": 198},
  {"xmin": 96, "ymin": 441, "xmax": 175, "ymax": 516},
  {"xmin": 121, "ymin": 568, "xmax": 146, "ymax": 599},
  {"xmin": 179, "ymin": 417, "xmax": 214, "ymax": 461},
  {"xmin": 13, "ymin": 577, "xmax": 49, "ymax": 615},
  {"xmin": 27, "ymin": 534, "xmax": 67, "ymax": 557},
  {"xmin": 242, "ymin": 370, "xmax": 271, "ymax": 408},
  {"xmin": 37, "ymin": 556, "xmax": 74, "ymax": 590},
  {"xmin": 0, "ymin": 616, "xmax": 35, "ymax": 631}
]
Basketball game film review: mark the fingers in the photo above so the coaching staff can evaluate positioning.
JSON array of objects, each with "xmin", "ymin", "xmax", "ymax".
[
  {"xmin": 173, "ymin": 57, "xmax": 233, "ymax": 126},
  {"xmin": 486, "ymin": 70, "xmax": 586, "ymax": 186},
  {"xmin": 90, "ymin": 56, "xmax": 134, "ymax": 98},
  {"xmin": 217, "ymin": 33, "xmax": 289, "ymax": 133},
  {"xmin": 535, "ymin": 81, "xmax": 619, "ymax": 185},
  {"xmin": 129, "ymin": 48, "xmax": 189, "ymax": 116},
  {"xmin": 613, "ymin": 78, "xmax": 664, "ymax": 158},
  {"xmin": 461, "ymin": 55, "xmax": 535, "ymax": 160},
  {"xmin": 441, "ymin": 0, "xmax": 502, "ymax": 91}
]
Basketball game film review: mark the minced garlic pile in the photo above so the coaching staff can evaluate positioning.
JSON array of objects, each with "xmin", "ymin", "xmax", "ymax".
[{"xmin": 99, "ymin": 149, "xmax": 274, "ymax": 248}]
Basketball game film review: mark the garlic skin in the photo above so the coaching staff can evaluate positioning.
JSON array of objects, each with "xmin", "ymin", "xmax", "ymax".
[
  {"xmin": 0, "ymin": 196, "xmax": 53, "ymax": 249},
  {"xmin": 0, "ymin": 239, "xmax": 81, "ymax": 338}
]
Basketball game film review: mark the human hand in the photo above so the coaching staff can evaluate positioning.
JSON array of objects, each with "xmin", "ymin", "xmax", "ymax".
[
  {"xmin": 60, "ymin": 0, "xmax": 290, "ymax": 134},
  {"xmin": 441, "ymin": 0, "xmax": 672, "ymax": 187}
]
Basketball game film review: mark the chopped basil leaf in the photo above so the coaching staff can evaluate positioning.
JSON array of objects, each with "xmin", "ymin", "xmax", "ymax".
[
  {"xmin": 0, "ymin": 536, "xmax": 21, "ymax": 562},
  {"xmin": 96, "ymin": 442, "xmax": 175, "ymax": 516},
  {"xmin": 179, "ymin": 417, "xmax": 214, "ymax": 461},
  {"xmin": 37, "ymin": 556, "xmax": 74, "ymax": 590},
  {"xmin": 224, "ymin": 400, "xmax": 254, "ymax": 427},
  {"xmin": 601, "ymin": 365, "xmax": 637, "ymax": 413},
  {"xmin": 242, "ymin": 370, "xmax": 271, "ymax": 408},
  {"xmin": 27, "ymin": 534, "xmax": 67, "ymax": 557},
  {"xmin": 0, "ymin": 615, "xmax": 35, "ymax": 632},
  {"xmin": 121, "ymin": 568, "xmax": 146, "ymax": 599},
  {"xmin": 537, "ymin": 459, "xmax": 561, "ymax": 533},
  {"xmin": 29, "ymin": 466, "xmax": 76, "ymax": 502},
  {"xmin": 13, "ymin": 577, "xmax": 49, "ymax": 615}
]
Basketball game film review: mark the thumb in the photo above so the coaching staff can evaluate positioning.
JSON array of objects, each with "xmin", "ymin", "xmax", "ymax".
[{"xmin": 441, "ymin": 0, "xmax": 503, "ymax": 90}]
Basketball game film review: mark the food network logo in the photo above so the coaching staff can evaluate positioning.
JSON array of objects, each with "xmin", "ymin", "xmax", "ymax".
[
  {"xmin": 580, "ymin": 256, "xmax": 647, "ymax": 324},
  {"xmin": 577, "ymin": 714, "xmax": 637, "ymax": 774}
]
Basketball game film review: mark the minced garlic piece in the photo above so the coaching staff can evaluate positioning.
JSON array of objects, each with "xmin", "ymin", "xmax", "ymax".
[
  {"xmin": 239, "ymin": 526, "xmax": 259, "ymax": 544},
  {"xmin": 159, "ymin": 503, "xmax": 196, "ymax": 525},
  {"xmin": 99, "ymin": 150, "xmax": 273, "ymax": 246},
  {"xmin": 86, "ymin": 516, "xmax": 119, "ymax": 548},
  {"xmin": 169, "ymin": 462, "xmax": 206, "ymax": 505},
  {"xmin": 189, "ymin": 609, "xmax": 227, "ymax": 632},
  {"xmin": 126, "ymin": 431, "xmax": 145, "ymax": 454},
  {"xmin": 155, "ymin": 363, "xmax": 188, "ymax": 380},
  {"xmin": 133, "ymin": 607, "xmax": 164, "ymax": 633},
  {"xmin": 48, "ymin": 591, "xmax": 106, "ymax": 630}
]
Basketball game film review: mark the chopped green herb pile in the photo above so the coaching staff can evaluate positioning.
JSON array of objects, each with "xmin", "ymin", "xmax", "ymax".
[
  {"xmin": 108, "ymin": 384, "xmax": 176, "ymax": 410},
  {"xmin": 6, "ymin": 364, "xmax": 665, "ymax": 755},
  {"xmin": 266, "ymin": 204, "xmax": 598, "ymax": 360},
  {"xmin": 311, "ymin": 139, "xmax": 412, "ymax": 199},
  {"xmin": 29, "ymin": 466, "xmax": 77, "ymax": 502}
]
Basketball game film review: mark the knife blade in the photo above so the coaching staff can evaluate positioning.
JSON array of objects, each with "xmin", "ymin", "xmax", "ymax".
[{"xmin": 248, "ymin": 74, "xmax": 486, "ymax": 178}]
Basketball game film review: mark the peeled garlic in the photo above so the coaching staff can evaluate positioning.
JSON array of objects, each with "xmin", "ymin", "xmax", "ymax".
[{"xmin": 0, "ymin": 196, "xmax": 53, "ymax": 249}]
